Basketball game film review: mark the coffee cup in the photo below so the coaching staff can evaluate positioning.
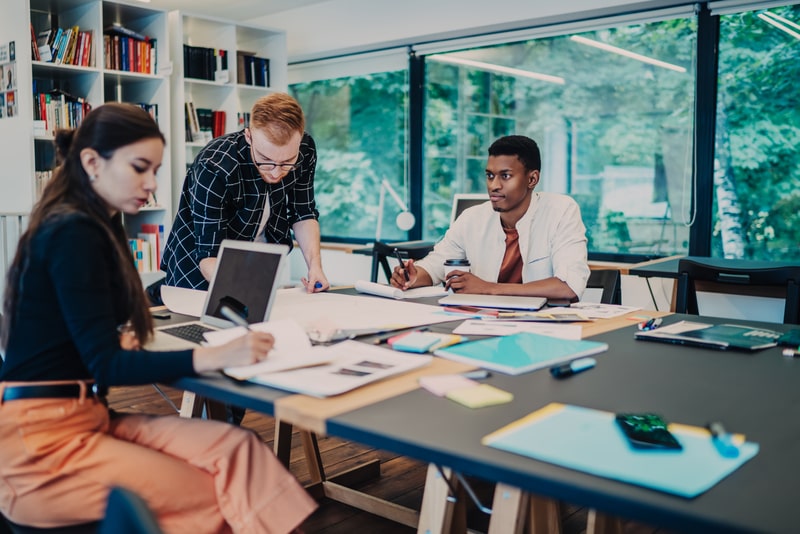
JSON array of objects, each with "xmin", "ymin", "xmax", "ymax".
[{"xmin": 444, "ymin": 258, "xmax": 471, "ymax": 274}]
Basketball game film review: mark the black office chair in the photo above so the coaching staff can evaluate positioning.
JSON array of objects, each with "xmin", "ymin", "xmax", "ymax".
[
  {"xmin": 674, "ymin": 259, "xmax": 800, "ymax": 324},
  {"xmin": 370, "ymin": 240, "xmax": 434, "ymax": 283},
  {"xmin": 585, "ymin": 269, "xmax": 622, "ymax": 305},
  {"xmin": 2, "ymin": 518, "xmax": 98, "ymax": 534},
  {"xmin": 98, "ymin": 487, "xmax": 163, "ymax": 534}
]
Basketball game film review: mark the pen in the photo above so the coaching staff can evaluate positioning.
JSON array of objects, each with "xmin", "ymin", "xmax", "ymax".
[
  {"xmin": 550, "ymin": 357, "xmax": 596, "ymax": 379},
  {"xmin": 220, "ymin": 305, "xmax": 251, "ymax": 330},
  {"xmin": 394, "ymin": 248, "xmax": 410, "ymax": 282},
  {"xmin": 707, "ymin": 421, "xmax": 740, "ymax": 458},
  {"xmin": 638, "ymin": 317, "xmax": 662, "ymax": 331}
]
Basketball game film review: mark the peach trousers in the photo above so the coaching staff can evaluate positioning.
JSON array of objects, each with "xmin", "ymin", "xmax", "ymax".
[{"xmin": 0, "ymin": 382, "xmax": 317, "ymax": 533}]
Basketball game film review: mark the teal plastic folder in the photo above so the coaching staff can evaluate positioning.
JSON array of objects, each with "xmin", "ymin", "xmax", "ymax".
[
  {"xmin": 483, "ymin": 403, "xmax": 759, "ymax": 498},
  {"xmin": 433, "ymin": 332, "xmax": 608, "ymax": 375}
]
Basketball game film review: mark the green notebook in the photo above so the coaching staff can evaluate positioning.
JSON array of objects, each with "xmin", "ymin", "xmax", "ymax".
[{"xmin": 433, "ymin": 332, "xmax": 607, "ymax": 375}]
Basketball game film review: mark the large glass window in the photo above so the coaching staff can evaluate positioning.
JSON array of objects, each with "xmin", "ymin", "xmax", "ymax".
[
  {"xmin": 290, "ymin": 57, "xmax": 409, "ymax": 242},
  {"xmin": 714, "ymin": 5, "xmax": 800, "ymax": 260},
  {"xmin": 423, "ymin": 18, "xmax": 697, "ymax": 258}
]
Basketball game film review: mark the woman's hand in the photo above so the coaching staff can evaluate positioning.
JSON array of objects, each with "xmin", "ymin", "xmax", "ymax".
[{"xmin": 192, "ymin": 331, "xmax": 275, "ymax": 373}]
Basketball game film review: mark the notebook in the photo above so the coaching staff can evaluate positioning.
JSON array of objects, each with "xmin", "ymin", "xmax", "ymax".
[
  {"xmin": 147, "ymin": 240, "xmax": 288, "ymax": 351},
  {"xmin": 634, "ymin": 321, "xmax": 781, "ymax": 352},
  {"xmin": 433, "ymin": 331, "xmax": 608, "ymax": 375},
  {"xmin": 438, "ymin": 293, "xmax": 547, "ymax": 311}
]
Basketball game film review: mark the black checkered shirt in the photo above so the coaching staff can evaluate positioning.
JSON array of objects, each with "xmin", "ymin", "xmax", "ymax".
[{"xmin": 162, "ymin": 130, "xmax": 318, "ymax": 289}]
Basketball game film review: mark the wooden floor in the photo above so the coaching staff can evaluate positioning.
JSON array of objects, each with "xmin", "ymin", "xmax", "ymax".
[{"xmin": 107, "ymin": 385, "xmax": 673, "ymax": 534}]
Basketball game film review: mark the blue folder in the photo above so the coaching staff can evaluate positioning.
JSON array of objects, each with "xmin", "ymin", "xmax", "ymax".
[
  {"xmin": 482, "ymin": 403, "xmax": 759, "ymax": 498},
  {"xmin": 434, "ymin": 332, "xmax": 607, "ymax": 375}
]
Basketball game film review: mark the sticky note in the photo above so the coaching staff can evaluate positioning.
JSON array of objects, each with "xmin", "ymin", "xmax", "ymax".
[
  {"xmin": 446, "ymin": 384, "xmax": 514, "ymax": 408},
  {"xmin": 418, "ymin": 374, "xmax": 478, "ymax": 397}
]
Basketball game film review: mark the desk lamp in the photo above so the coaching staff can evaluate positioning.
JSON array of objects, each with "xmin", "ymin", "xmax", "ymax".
[{"xmin": 375, "ymin": 179, "xmax": 415, "ymax": 241}]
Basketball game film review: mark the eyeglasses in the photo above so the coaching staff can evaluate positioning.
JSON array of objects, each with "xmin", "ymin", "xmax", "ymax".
[{"xmin": 249, "ymin": 143, "xmax": 298, "ymax": 173}]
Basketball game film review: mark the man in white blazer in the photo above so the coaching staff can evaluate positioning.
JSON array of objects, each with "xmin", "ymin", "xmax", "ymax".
[{"xmin": 390, "ymin": 135, "xmax": 589, "ymax": 301}]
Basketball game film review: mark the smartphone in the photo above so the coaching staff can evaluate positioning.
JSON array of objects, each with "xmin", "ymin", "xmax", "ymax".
[{"xmin": 615, "ymin": 413, "xmax": 682, "ymax": 450}]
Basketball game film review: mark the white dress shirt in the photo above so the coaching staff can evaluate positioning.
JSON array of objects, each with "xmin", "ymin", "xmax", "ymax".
[{"xmin": 415, "ymin": 192, "xmax": 590, "ymax": 297}]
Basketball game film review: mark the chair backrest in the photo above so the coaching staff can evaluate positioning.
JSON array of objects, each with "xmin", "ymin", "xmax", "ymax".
[
  {"xmin": 98, "ymin": 487, "xmax": 163, "ymax": 534},
  {"xmin": 584, "ymin": 269, "xmax": 622, "ymax": 305},
  {"xmin": 370, "ymin": 241, "xmax": 434, "ymax": 283},
  {"xmin": 674, "ymin": 259, "xmax": 800, "ymax": 324}
]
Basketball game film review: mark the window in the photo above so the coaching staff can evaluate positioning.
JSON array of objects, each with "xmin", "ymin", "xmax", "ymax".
[
  {"xmin": 422, "ymin": 17, "xmax": 698, "ymax": 258},
  {"xmin": 713, "ymin": 4, "xmax": 800, "ymax": 260},
  {"xmin": 290, "ymin": 52, "xmax": 410, "ymax": 242}
]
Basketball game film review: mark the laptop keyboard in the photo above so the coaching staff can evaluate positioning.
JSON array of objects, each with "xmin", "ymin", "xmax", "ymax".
[{"xmin": 161, "ymin": 324, "xmax": 215, "ymax": 344}]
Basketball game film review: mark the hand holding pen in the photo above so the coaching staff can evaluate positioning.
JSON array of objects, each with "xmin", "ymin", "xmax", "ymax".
[
  {"xmin": 394, "ymin": 248, "xmax": 410, "ymax": 282},
  {"xmin": 390, "ymin": 249, "xmax": 419, "ymax": 289},
  {"xmin": 193, "ymin": 305, "xmax": 274, "ymax": 369}
]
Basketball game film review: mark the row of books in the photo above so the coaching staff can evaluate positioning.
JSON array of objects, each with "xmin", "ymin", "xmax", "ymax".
[
  {"xmin": 183, "ymin": 45, "xmax": 228, "ymax": 81},
  {"xmin": 129, "ymin": 223, "xmax": 165, "ymax": 273},
  {"xmin": 103, "ymin": 34, "xmax": 157, "ymax": 74},
  {"xmin": 185, "ymin": 101, "xmax": 226, "ymax": 143},
  {"xmin": 34, "ymin": 170, "xmax": 53, "ymax": 200},
  {"xmin": 33, "ymin": 90, "xmax": 92, "ymax": 136},
  {"xmin": 33, "ymin": 25, "xmax": 94, "ymax": 67},
  {"xmin": 237, "ymin": 52, "xmax": 270, "ymax": 87},
  {"xmin": 135, "ymin": 103, "xmax": 159, "ymax": 125},
  {"xmin": 237, "ymin": 112, "xmax": 251, "ymax": 130}
]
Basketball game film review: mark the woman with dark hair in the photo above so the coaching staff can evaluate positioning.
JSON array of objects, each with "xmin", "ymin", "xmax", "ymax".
[{"xmin": 0, "ymin": 103, "xmax": 316, "ymax": 533}]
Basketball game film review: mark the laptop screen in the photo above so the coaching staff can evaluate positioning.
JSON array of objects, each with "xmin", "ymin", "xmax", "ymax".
[
  {"xmin": 202, "ymin": 241, "xmax": 288, "ymax": 327},
  {"xmin": 450, "ymin": 194, "xmax": 488, "ymax": 224}
]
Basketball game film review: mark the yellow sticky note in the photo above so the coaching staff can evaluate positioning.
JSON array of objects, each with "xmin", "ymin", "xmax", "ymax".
[{"xmin": 446, "ymin": 383, "xmax": 514, "ymax": 408}]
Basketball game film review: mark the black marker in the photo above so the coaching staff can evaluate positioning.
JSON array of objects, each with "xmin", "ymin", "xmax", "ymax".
[
  {"xmin": 394, "ymin": 248, "xmax": 410, "ymax": 282},
  {"xmin": 550, "ymin": 357, "xmax": 596, "ymax": 379}
]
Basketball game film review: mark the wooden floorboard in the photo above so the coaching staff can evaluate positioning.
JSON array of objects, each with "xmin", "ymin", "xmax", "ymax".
[{"xmin": 107, "ymin": 385, "xmax": 670, "ymax": 534}]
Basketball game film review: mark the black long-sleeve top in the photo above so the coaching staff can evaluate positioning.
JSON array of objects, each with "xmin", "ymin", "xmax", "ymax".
[{"xmin": 0, "ymin": 212, "xmax": 195, "ymax": 386}]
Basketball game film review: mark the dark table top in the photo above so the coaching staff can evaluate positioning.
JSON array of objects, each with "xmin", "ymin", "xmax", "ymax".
[
  {"xmin": 326, "ymin": 315, "xmax": 800, "ymax": 533},
  {"xmin": 629, "ymin": 255, "xmax": 800, "ymax": 279}
]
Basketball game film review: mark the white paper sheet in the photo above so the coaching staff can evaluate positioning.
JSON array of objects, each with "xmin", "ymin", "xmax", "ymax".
[
  {"xmin": 271, "ymin": 289, "xmax": 458, "ymax": 342},
  {"xmin": 160, "ymin": 285, "xmax": 207, "ymax": 317},
  {"xmin": 570, "ymin": 302, "xmax": 641, "ymax": 319},
  {"xmin": 213, "ymin": 319, "xmax": 335, "ymax": 378},
  {"xmin": 452, "ymin": 319, "xmax": 583, "ymax": 340},
  {"xmin": 354, "ymin": 280, "xmax": 448, "ymax": 300}
]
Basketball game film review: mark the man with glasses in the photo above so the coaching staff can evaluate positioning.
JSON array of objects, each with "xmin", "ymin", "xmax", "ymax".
[{"xmin": 162, "ymin": 93, "xmax": 329, "ymax": 292}]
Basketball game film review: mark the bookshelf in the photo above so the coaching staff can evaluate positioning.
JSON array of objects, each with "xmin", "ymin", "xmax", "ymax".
[
  {"xmin": 167, "ymin": 11, "xmax": 287, "ymax": 213},
  {"xmin": 2, "ymin": 0, "xmax": 172, "ymax": 273}
]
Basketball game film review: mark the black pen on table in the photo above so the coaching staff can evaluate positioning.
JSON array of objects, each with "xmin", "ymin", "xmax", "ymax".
[
  {"xmin": 394, "ymin": 248, "xmax": 410, "ymax": 282},
  {"xmin": 220, "ymin": 305, "xmax": 251, "ymax": 330}
]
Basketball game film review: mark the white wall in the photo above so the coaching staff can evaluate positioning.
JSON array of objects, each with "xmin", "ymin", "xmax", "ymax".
[{"xmin": 257, "ymin": 0, "xmax": 694, "ymax": 61}]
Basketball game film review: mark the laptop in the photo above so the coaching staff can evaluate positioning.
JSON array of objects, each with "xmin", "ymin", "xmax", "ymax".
[
  {"xmin": 438, "ymin": 293, "xmax": 547, "ymax": 311},
  {"xmin": 147, "ymin": 240, "xmax": 288, "ymax": 351},
  {"xmin": 450, "ymin": 193, "xmax": 488, "ymax": 224}
]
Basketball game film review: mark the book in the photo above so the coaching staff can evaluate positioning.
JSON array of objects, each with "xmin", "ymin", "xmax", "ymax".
[
  {"xmin": 634, "ymin": 321, "xmax": 781, "ymax": 351},
  {"xmin": 482, "ymin": 403, "xmax": 759, "ymax": 498},
  {"xmin": 104, "ymin": 23, "xmax": 146, "ymax": 42},
  {"xmin": 433, "ymin": 331, "xmax": 608, "ymax": 375},
  {"xmin": 354, "ymin": 280, "xmax": 447, "ymax": 300}
]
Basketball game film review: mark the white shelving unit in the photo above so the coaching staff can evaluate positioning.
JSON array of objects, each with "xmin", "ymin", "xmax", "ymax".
[
  {"xmin": 167, "ymin": 11, "xmax": 287, "ymax": 214},
  {"xmin": 6, "ymin": 0, "xmax": 171, "ymax": 245}
]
